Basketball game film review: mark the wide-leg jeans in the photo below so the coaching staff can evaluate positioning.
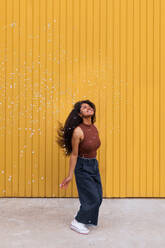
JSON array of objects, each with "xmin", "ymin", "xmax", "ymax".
[{"xmin": 74, "ymin": 156, "xmax": 103, "ymax": 226}]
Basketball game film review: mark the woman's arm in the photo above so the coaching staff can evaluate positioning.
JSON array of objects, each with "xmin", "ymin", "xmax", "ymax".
[
  {"xmin": 68, "ymin": 128, "xmax": 80, "ymax": 178},
  {"xmin": 60, "ymin": 128, "xmax": 81, "ymax": 189}
]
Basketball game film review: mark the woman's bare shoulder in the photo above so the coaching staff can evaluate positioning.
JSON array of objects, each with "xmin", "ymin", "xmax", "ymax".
[
  {"xmin": 73, "ymin": 126, "xmax": 83, "ymax": 136},
  {"xmin": 72, "ymin": 126, "xmax": 84, "ymax": 143}
]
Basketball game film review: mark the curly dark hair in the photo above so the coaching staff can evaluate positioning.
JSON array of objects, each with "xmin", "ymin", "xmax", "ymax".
[{"xmin": 56, "ymin": 99, "xmax": 96, "ymax": 156}]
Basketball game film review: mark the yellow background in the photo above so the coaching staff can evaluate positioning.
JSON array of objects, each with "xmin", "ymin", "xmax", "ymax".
[{"xmin": 0, "ymin": 0, "xmax": 165, "ymax": 197}]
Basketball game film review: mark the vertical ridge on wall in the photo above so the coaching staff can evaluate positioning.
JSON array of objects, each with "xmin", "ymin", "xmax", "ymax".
[
  {"xmin": 140, "ymin": 0, "xmax": 147, "ymax": 197},
  {"xmin": 52, "ymin": 0, "xmax": 60, "ymax": 197},
  {"xmin": 39, "ymin": 0, "xmax": 46, "ymax": 197},
  {"xmin": 106, "ymin": 0, "xmax": 114, "ymax": 197},
  {"xmin": 153, "ymin": 0, "xmax": 160, "ymax": 197},
  {"xmin": 15, "ymin": 0, "xmax": 20, "ymax": 196},
  {"xmin": 0, "ymin": 0, "xmax": 6, "ymax": 196},
  {"xmin": 146, "ymin": 0, "xmax": 153, "ymax": 197},
  {"xmin": 6, "ymin": 0, "xmax": 13, "ymax": 196},
  {"xmin": 114, "ymin": 0, "xmax": 120, "ymax": 197},
  {"xmin": 60, "ymin": 0, "xmax": 66, "ymax": 198},
  {"xmin": 99, "ymin": 0, "xmax": 106, "ymax": 198},
  {"xmin": 127, "ymin": 0, "xmax": 133, "ymax": 197},
  {"xmin": 32, "ymin": 0, "xmax": 39, "ymax": 197},
  {"xmin": 26, "ymin": 0, "xmax": 33, "ymax": 197},
  {"xmin": 160, "ymin": 0, "xmax": 165, "ymax": 197},
  {"xmin": 133, "ymin": 0, "xmax": 140, "ymax": 197}
]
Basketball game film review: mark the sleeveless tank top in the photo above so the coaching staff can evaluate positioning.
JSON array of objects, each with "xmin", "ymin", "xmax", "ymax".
[{"xmin": 78, "ymin": 122, "xmax": 101, "ymax": 158}]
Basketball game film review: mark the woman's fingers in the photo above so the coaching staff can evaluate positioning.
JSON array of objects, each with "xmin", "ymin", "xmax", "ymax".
[
  {"xmin": 59, "ymin": 177, "xmax": 71, "ymax": 189},
  {"xmin": 60, "ymin": 182, "xmax": 68, "ymax": 189},
  {"xmin": 60, "ymin": 179, "xmax": 67, "ymax": 187}
]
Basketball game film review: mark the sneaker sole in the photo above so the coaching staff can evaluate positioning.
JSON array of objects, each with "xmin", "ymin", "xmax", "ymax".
[
  {"xmin": 70, "ymin": 224, "xmax": 89, "ymax": 235},
  {"xmin": 86, "ymin": 224, "xmax": 97, "ymax": 227}
]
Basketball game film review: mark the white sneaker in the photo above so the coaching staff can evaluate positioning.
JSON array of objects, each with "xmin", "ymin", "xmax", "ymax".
[
  {"xmin": 70, "ymin": 218, "xmax": 90, "ymax": 235},
  {"xmin": 74, "ymin": 214, "xmax": 96, "ymax": 227}
]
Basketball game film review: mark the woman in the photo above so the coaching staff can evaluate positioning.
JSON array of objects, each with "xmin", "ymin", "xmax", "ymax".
[{"xmin": 56, "ymin": 100, "xmax": 103, "ymax": 235}]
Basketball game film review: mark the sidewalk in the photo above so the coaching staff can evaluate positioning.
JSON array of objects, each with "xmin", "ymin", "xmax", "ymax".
[{"xmin": 0, "ymin": 197, "xmax": 165, "ymax": 248}]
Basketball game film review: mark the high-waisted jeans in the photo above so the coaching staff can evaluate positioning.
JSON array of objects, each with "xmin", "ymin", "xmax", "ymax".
[{"xmin": 74, "ymin": 156, "xmax": 103, "ymax": 226}]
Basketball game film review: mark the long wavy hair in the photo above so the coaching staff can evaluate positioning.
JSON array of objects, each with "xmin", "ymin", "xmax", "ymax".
[{"xmin": 56, "ymin": 99, "xmax": 96, "ymax": 156}]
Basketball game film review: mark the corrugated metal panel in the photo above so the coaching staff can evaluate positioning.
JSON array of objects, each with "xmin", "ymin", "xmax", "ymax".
[{"xmin": 0, "ymin": 0, "xmax": 165, "ymax": 197}]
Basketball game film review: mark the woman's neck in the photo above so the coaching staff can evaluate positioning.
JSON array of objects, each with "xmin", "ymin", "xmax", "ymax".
[{"xmin": 82, "ymin": 120, "xmax": 92, "ymax": 126}]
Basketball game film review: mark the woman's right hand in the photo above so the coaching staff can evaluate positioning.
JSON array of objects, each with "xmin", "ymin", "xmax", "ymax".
[{"xmin": 59, "ymin": 176, "xmax": 72, "ymax": 189}]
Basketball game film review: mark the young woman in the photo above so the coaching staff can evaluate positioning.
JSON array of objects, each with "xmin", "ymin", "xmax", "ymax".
[{"xmin": 56, "ymin": 100, "xmax": 103, "ymax": 235}]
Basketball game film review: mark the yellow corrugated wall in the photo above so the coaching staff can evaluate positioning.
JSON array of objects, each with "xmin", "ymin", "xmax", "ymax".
[{"xmin": 0, "ymin": 0, "xmax": 165, "ymax": 197}]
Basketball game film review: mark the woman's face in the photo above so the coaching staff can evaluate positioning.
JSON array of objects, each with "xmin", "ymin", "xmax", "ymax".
[{"xmin": 79, "ymin": 103, "xmax": 94, "ymax": 117}]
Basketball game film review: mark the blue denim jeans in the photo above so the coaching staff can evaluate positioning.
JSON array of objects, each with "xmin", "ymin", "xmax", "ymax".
[{"xmin": 74, "ymin": 156, "xmax": 103, "ymax": 225}]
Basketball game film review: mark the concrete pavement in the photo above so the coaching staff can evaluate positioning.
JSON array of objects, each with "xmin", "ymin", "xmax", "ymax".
[{"xmin": 0, "ymin": 198, "xmax": 165, "ymax": 248}]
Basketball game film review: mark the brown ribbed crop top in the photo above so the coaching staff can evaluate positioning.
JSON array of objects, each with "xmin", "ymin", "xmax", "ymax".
[{"xmin": 78, "ymin": 122, "xmax": 101, "ymax": 158}]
